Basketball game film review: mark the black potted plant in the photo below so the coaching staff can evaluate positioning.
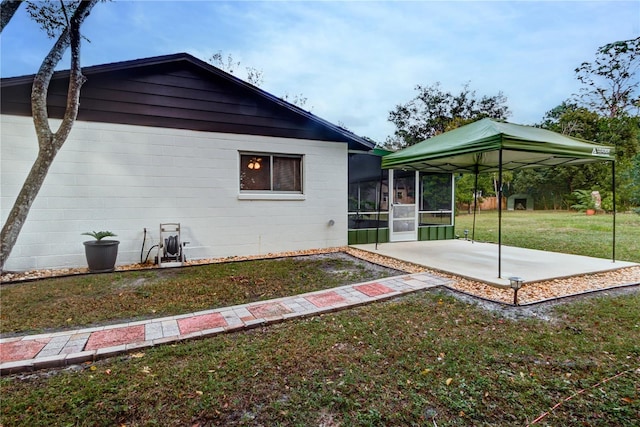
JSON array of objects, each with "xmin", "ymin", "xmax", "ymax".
[{"xmin": 82, "ymin": 231, "xmax": 119, "ymax": 272}]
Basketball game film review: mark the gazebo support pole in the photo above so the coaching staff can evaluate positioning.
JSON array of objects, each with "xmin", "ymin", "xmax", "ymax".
[
  {"xmin": 498, "ymin": 150, "xmax": 503, "ymax": 278},
  {"xmin": 374, "ymin": 168, "xmax": 384, "ymax": 250},
  {"xmin": 612, "ymin": 160, "xmax": 616, "ymax": 262},
  {"xmin": 471, "ymin": 165, "xmax": 479, "ymax": 242}
]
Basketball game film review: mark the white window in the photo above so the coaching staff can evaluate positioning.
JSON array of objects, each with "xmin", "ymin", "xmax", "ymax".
[{"xmin": 239, "ymin": 153, "xmax": 303, "ymax": 193}]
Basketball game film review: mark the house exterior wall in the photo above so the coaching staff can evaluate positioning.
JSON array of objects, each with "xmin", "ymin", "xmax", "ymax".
[{"xmin": 1, "ymin": 115, "xmax": 348, "ymax": 272}]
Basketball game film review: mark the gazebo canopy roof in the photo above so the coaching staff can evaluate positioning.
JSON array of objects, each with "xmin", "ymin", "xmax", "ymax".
[{"xmin": 381, "ymin": 118, "xmax": 615, "ymax": 173}]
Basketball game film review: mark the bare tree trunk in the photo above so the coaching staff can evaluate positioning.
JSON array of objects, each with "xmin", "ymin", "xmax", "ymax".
[{"xmin": 0, "ymin": 0, "xmax": 99, "ymax": 272}]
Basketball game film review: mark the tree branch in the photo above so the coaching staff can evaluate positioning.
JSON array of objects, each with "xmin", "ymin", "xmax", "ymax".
[
  {"xmin": 31, "ymin": 0, "xmax": 99, "ymax": 150},
  {"xmin": 0, "ymin": 0, "xmax": 21, "ymax": 33},
  {"xmin": 55, "ymin": 0, "xmax": 89, "ymax": 150},
  {"xmin": 1, "ymin": 0, "xmax": 100, "ymax": 271}
]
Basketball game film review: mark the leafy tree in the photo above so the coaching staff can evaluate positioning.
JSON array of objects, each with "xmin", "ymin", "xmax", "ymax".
[
  {"xmin": 572, "ymin": 37, "xmax": 640, "ymax": 208},
  {"xmin": 209, "ymin": 50, "xmax": 308, "ymax": 109},
  {"xmin": 540, "ymin": 101, "xmax": 599, "ymax": 138},
  {"xmin": 210, "ymin": 50, "xmax": 264, "ymax": 86},
  {"xmin": 513, "ymin": 167, "xmax": 581, "ymax": 210},
  {"xmin": 0, "ymin": 0, "xmax": 101, "ymax": 272},
  {"xmin": 455, "ymin": 174, "xmax": 489, "ymax": 213},
  {"xmin": 454, "ymin": 171, "xmax": 513, "ymax": 212},
  {"xmin": 514, "ymin": 102, "xmax": 638, "ymax": 209},
  {"xmin": 281, "ymin": 92, "xmax": 308, "ymax": 109},
  {"xmin": 534, "ymin": 102, "xmax": 607, "ymax": 198},
  {"xmin": 514, "ymin": 38, "xmax": 640, "ymax": 210},
  {"xmin": 597, "ymin": 114, "xmax": 639, "ymax": 163},
  {"xmin": 385, "ymin": 81, "xmax": 511, "ymax": 211},
  {"xmin": 575, "ymin": 37, "xmax": 640, "ymax": 118},
  {"xmin": 623, "ymin": 153, "xmax": 640, "ymax": 206},
  {"xmin": 516, "ymin": 111, "xmax": 638, "ymax": 210},
  {"xmin": 386, "ymin": 82, "xmax": 510, "ymax": 148}
]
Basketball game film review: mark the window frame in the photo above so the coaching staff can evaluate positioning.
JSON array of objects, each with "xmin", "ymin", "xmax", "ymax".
[
  {"xmin": 418, "ymin": 172, "xmax": 454, "ymax": 226},
  {"xmin": 238, "ymin": 152, "xmax": 305, "ymax": 201}
]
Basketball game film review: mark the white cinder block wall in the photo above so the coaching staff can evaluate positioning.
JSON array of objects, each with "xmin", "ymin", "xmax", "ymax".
[{"xmin": 1, "ymin": 115, "xmax": 348, "ymax": 272}]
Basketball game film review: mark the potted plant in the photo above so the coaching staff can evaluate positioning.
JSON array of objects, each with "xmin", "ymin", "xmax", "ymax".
[
  {"xmin": 82, "ymin": 231, "xmax": 119, "ymax": 272},
  {"xmin": 570, "ymin": 189, "xmax": 597, "ymax": 215}
]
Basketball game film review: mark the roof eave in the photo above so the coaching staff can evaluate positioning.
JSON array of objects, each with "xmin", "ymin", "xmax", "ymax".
[{"xmin": 1, "ymin": 53, "xmax": 375, "ymax": 151}]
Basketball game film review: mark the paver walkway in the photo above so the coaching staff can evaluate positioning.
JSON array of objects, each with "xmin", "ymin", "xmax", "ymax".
[{"xmin": 0, "ymin": 272, "xmax": 450, "ymax": 375}]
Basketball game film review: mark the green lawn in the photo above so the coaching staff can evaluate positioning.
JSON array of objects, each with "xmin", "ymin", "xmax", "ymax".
[
  {"xmin": 2, "ymin": 211, "xmax": 639, "ymax": 425},
  {"xmin": 2, "ymin": 210, "xmax": 637, "ymax": 336},
  {"xmin": 454, "ymin": 210, "xmax": 640, "ymax": 263},
  {"xmin": 0, "ymin": 255, "xmax": 397, "ymax": 336},
  {"xmin": 2, "ymin": 290, "xmax": 639, "ymax": 426}
]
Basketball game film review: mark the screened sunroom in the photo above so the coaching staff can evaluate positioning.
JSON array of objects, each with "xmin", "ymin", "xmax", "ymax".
[{"xmin": 347, "ymin": 150, "xmax": 455, "ymax": 245}]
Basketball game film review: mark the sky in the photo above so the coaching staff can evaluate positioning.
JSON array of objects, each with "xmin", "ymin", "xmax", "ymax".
[{"xmin": 1, "ymin": 1, "xmax": 638, "ymax": 143}]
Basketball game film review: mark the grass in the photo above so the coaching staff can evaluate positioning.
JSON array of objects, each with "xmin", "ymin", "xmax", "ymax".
[
  {"xmin": 2, "ymin": 290, "xmax": 639, "ymax": 426},
  {"xmin": 454, "ymin": 210, "xmax": 640, "ymax": 263},
  {"xmin": 4, "ymin": 211, "xmax": 635, "ymax": 336},
  {"xmin": 2, "ymin": 211, "xmax": 639, "ymax": 425},
  {"xmin": 0, "ymin": 255, "xmax": 394, "ymax": 336}
]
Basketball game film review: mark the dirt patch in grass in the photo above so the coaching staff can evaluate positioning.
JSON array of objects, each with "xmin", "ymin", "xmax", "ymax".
[
  {"xmin": 3, "ymin": 246, "xmax": 639, "ymax": 336},
  {"xmin": 0, "ymin": 250, "xmax": 403, "ymax": 336},
  {"xmin": 2, "ymin": 248, "xmax": 639, "ymax": 425},
  {"xmin": 2, "ymin": 289, "xmax": 639, "ymax": 426},
  {"xmin": 439, "ymin": 283, "xmax": 640, "ymax": 322}
]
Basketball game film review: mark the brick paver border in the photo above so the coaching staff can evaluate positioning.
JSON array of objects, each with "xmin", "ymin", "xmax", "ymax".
[{"xmin": 0, "ymin": 272, "xmax": 450, "ymax": 375}]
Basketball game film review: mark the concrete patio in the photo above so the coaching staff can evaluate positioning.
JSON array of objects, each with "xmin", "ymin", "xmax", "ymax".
[{"xmin": 352, "ymin": 239, "xmax": 637, "ymax": 287}]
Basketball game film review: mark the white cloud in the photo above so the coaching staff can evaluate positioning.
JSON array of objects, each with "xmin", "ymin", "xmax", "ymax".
[{"xmin": 2, "ymin": 0, "xmax": 638, "ymax": 142}]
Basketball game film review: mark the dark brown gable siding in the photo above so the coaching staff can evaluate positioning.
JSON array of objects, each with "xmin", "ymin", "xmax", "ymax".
[{"xmin": 1, "ymin": 56, "xmax": 373, "ymax": 150}]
